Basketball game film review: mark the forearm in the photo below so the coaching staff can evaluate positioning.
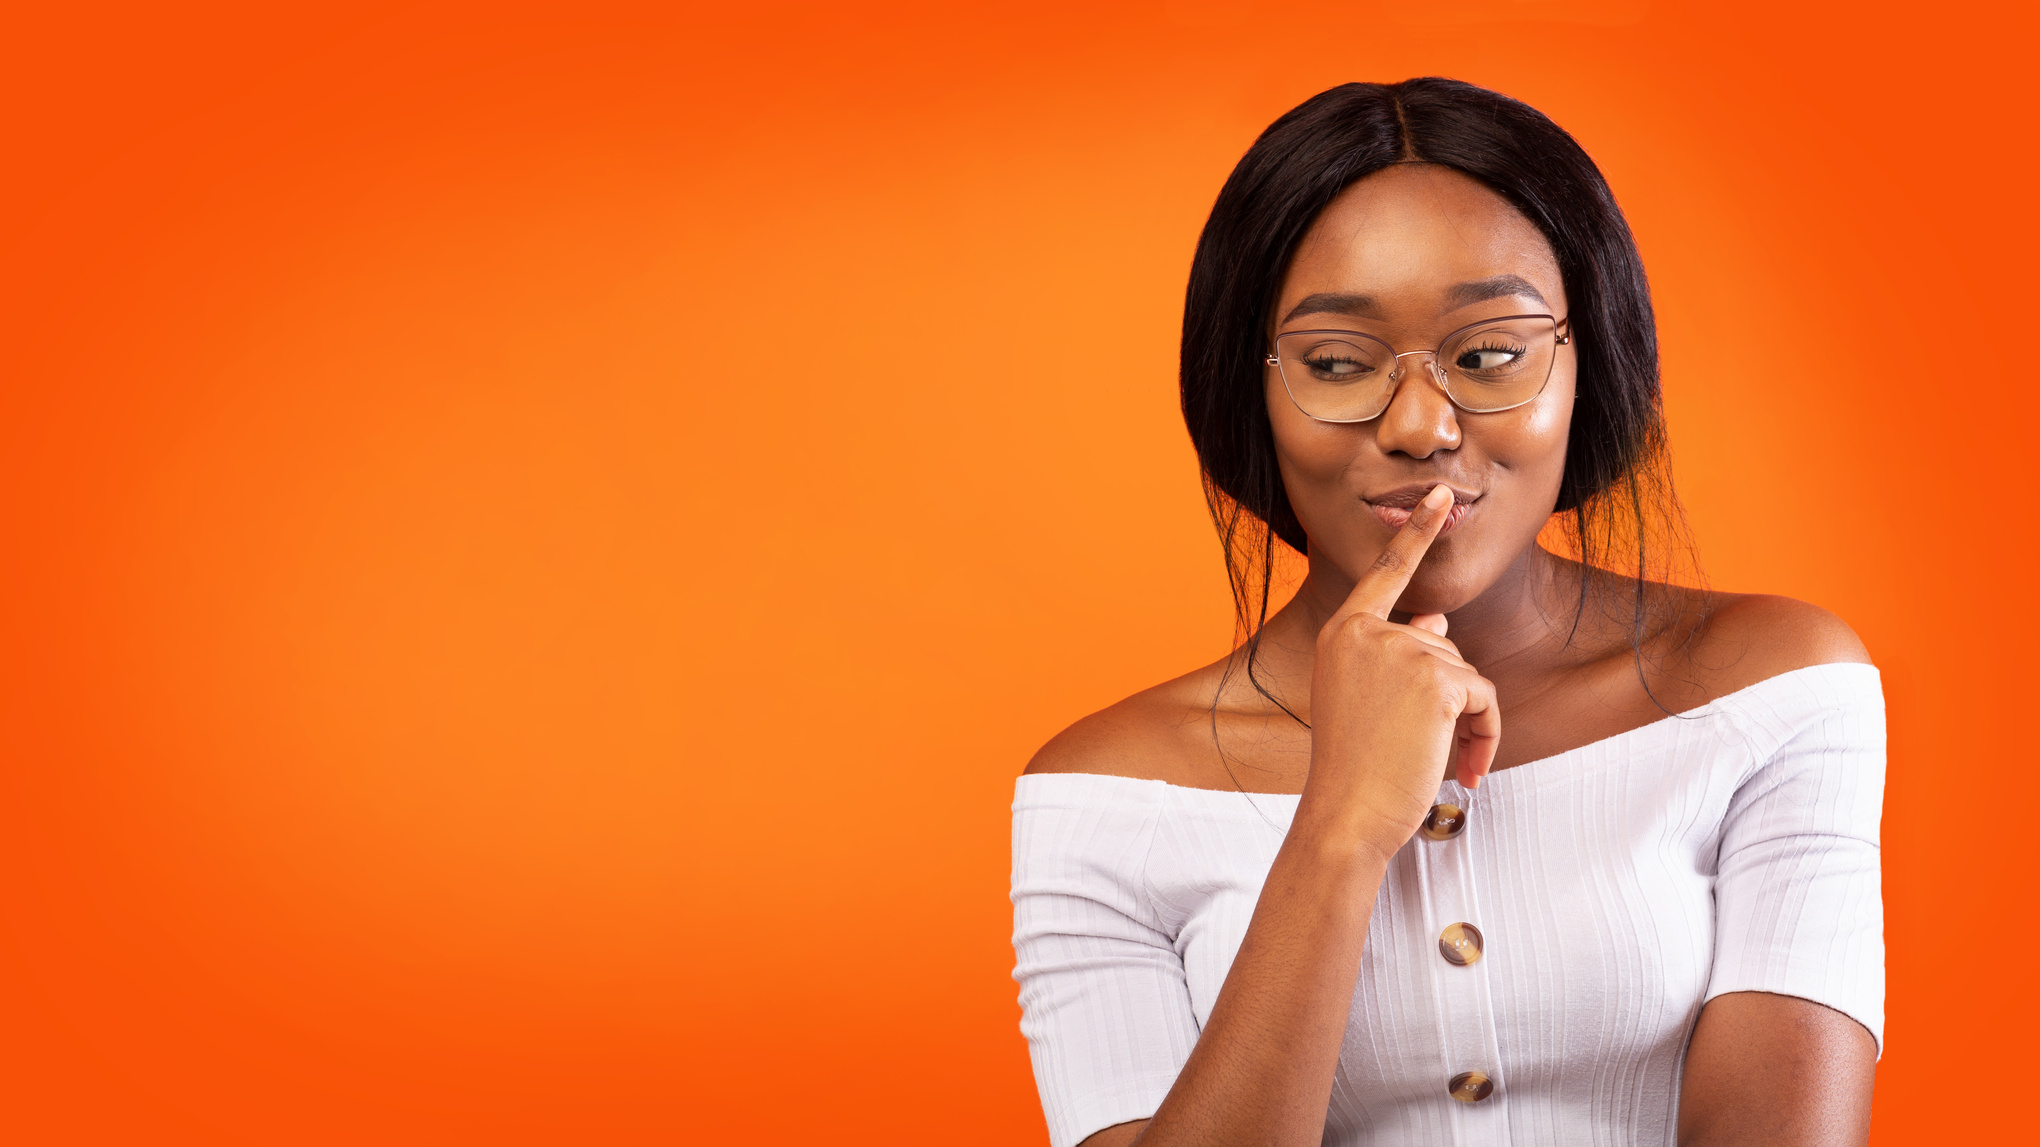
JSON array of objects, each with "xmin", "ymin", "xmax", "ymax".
[
  {"xmin": 1111, "ymin": 495, "xmax": 1477, "ymax": 1146},
  {"xmin": 1131, "ymin": 806, "xmax": 1390, "ymax": 1147}
]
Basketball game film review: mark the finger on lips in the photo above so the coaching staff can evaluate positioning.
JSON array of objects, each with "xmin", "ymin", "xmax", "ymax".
[{"xmin": 1346, "ymin": 483, "xmax": 1454, "ymax": 621}]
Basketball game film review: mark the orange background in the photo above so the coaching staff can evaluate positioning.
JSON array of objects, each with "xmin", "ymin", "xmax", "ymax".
[{"xmin": 1, "ymin": 2, "xmax": 2033, "ymax": 1142}]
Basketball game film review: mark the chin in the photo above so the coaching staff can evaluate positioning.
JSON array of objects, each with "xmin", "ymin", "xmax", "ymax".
[
  {"xmin": 1400, "ymin": 537, "xmax": 1498, "ymax": 614},
  {"xmin": 1351, "ymin": 527, "xmax": 1501, "ymax": 616}
]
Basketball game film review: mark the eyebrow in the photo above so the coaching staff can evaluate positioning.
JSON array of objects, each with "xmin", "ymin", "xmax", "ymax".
[
  {"xmin": 1281, "ymin": 292, "xmax": 1378, "ymax": 323},
  {"xmin": 1279, "ymin": 275, "xmax": 1550, "ymax": 325},
  {"xmin": 1445, "ymin": 274, "xmax": 1549, "ymax": 309}
]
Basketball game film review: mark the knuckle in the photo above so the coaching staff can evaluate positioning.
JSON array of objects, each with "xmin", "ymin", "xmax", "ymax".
[
  {"xmin": 1379, "ymin": 630, "xmax": 1423, "ymax": 659},
  {"xmin": 1320, "ymin": 614, "xmax": 1374, "ymax": 656},
  {"xmin": 1323, "ymin": 613, "xmax": 1363, "ymax": 642},
  {"xmin": 1427, "ymin": 668, "xmax": 1466, "ymax": 710},
  {"xmin": 1369, "ymin": 546, "xmax": 1409, "ymax": 576},
  {"xmin": 1399, "ymin": 627, "xmax": 1438, "ymax": 653}
]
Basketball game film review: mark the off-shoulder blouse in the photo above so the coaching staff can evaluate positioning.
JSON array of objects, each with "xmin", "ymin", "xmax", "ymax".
[{"xmin": 1010, "ymin": 663, "xmax": 1885, "ymax": 1147}]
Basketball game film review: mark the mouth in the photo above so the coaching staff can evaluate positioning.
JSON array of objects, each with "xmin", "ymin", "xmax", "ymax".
[{"xmin": 1364, "ymin": 484, "xmax": 1481, "ymax": 535}]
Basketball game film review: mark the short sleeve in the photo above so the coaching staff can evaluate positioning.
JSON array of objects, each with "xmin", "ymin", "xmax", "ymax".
[
  {"xmin": 1705, "ymin": 665, "xmax": 1886, "ymax": 1052},
  {"xmin": 1011, "ymin": 775, "xmax": 1199, "ymax": 1147}
]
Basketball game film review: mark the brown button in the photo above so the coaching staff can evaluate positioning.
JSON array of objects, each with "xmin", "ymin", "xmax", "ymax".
[
  {"xmin": 1439, "ymin": 922, "xmax": 1484, "ymax": 966},
  {"xmin": 1421, "ymin": 802, "xmax": 1466, "ymax": 841},
  {"xmin": 1447, "ymin": 1070, "xmax": 1494, "ymax": 1103}
]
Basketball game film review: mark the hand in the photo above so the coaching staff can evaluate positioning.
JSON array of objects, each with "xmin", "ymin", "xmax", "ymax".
[{"xmin": 1301, "ymin": 483, "xmax": 1500, "ymax": 857}]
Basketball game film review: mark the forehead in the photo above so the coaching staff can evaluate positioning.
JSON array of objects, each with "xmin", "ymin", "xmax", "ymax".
[{"xmin": 1280, "ymin": 164, "xmax": 1564, "ymax": 317}]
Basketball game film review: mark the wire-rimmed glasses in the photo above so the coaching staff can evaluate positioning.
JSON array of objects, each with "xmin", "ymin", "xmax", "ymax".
[{"xmin": 1265, "ymin": 313, "xmax": 1571, "ymax": 423}]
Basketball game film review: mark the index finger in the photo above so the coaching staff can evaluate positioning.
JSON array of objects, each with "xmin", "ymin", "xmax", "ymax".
[{"xmin": 1339, "ymin": 482, "xmax": 1455, "ymax": 620}]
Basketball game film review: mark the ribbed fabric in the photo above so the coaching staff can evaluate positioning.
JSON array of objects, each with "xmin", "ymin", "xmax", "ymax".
[{"xmin": 1011, "ymin": 663, "xmax": 1885, "ymax": 1147}]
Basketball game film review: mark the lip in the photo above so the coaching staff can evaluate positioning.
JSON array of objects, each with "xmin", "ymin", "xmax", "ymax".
[{"xmin": 1363, "ymin": 483, "xmax": 1482, "ymax": 535}]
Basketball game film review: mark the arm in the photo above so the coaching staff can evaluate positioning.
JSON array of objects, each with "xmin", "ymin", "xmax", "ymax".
[
  {"xmin": 1680, "ymin": 660, "xmax": 1885, "ymax": 1144},
  {"xmin": 1078, "ymin": 1122, "xmax": 1145, "ymax": 1147},
  {"xmin": 1678, "ymin": 991, "xmax": 1875, "ymax": 1146},
  {"xmin": 1107, "ymin": 484, "xmax": 1496, "ymax": 1147}
]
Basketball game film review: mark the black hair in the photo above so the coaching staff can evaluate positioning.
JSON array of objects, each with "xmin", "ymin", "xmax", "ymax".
[{"xmin": 1181, "ymin": 77, "xmax": 1692, "ymax": 669}]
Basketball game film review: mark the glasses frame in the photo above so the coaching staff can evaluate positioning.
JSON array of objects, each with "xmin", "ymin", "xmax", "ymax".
[{"xmin": 1265, "ymin": 312, "xmax": 1572, "ymax": 424}]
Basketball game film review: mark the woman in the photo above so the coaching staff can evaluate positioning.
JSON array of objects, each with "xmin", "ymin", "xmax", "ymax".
[{"xmin": 1010, "ymin": 79, "xmax": 1882, "ymax": 1147}]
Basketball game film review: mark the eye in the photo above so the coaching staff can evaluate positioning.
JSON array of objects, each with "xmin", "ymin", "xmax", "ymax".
[
  {"xmin": 1454, "ymin": 342, "xmax": 1527, "ymax": 373},
  {"xmin": 1274, "ymin": 332, "xmax": 1392, "ymax": 387},
  {"xmin": 1303, "ymin": 353, "xmax": 1376, "ymax": 382}
]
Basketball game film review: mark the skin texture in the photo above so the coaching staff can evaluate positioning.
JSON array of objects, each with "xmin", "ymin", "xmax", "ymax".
[{"xmin": 1026, "ymin": 165, "xmax": 1877, "ymax": 1146}]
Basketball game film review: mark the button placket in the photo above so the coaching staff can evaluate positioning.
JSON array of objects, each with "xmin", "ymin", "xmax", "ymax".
[{"xmin": 1415, "ymin": 782, "xmax": 1512, "ymax": 1143}]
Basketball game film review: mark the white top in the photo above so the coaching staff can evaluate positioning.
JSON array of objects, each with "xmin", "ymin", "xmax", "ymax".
[{"xmin": 1010, "ymin": 663, "xmax": 1884, "ymax": 1147}]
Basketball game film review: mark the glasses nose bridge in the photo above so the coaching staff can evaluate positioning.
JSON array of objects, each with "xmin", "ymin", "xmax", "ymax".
[{"xmin": 1389, "ymin": 344, "xmax": 1448, "ymax": 386}]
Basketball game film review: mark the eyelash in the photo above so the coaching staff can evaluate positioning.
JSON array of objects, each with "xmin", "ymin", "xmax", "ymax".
[
  {"xmin": 1303, "ymin": 354, "xmax": 1374, "ymax": 372},
  {"xmin": 1465, "ymin": 339, "xmax": 1526, "ymax": 355}
]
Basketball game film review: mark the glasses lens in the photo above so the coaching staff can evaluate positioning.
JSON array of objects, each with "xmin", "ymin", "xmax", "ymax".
[
  {"xmin": 1272, "ymin": 331, "xmax": 1396, "ymax": 422},
  {"xmin": 1438, "ymin": 316, "xmax": 1558, "ymax": 413}
]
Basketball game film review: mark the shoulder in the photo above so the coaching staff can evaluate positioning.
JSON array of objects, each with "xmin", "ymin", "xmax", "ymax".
[
  {"xmin": 1668, "ymin": 590, "xmax": 1872, "ymax": 699},
  {"xmin": 1023, "ymin": 664, "xmax": 1225, "ymax": 785}
]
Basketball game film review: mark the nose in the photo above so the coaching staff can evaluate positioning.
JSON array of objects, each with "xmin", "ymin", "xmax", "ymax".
[{"xmin": 1375, "ymin": 351, "xmax": 1461, "ymax": 458}]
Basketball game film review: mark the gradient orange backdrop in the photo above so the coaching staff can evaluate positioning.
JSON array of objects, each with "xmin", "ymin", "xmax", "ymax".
[{"xmin": 2, "ymin": 2, "xmax": 2034, "ymax": 1142}]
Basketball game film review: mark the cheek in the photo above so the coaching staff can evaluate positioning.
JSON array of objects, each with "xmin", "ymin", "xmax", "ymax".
[
  {"xmin": 1510, "ymin": 380, "xmax": 1574, "ymax": 481},
  {"xmin": 1464, "ymin": 375, "xmax": 1574, "ymax": 546},
  {"xmin": 1264, "ymin": 373, "xmax": 1354, "ymax": 489}
]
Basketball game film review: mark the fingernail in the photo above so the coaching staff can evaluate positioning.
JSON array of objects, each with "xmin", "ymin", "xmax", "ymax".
[{"xmin": 1417, "ymin": 484, "xmax": 1452, "ymax": 523}]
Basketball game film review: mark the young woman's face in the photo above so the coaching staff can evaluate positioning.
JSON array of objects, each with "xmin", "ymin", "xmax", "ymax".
[{"xmin": 1266, "ymin": 163, "xmax": 1575, "ymax": 615}]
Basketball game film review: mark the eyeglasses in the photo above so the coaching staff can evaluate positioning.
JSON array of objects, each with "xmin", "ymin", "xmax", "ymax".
[{"xmin": 1265, "ymin": 313, "xmax": 1571, "ymax": 423}]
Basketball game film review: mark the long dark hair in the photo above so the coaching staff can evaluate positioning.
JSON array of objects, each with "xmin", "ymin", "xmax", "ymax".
[{"xmin": 1182, "ymin": 78, "xmax": 1693, "ymax": 670}]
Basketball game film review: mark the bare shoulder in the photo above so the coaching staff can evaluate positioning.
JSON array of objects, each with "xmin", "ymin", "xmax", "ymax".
[
  {"xmin": 1023, "ymin": 662, "xmax": 1231, "ymax": 786},
  {"xmin": 1672, "ymin": 590, "xmax": 1873, "ymax": 697}
]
